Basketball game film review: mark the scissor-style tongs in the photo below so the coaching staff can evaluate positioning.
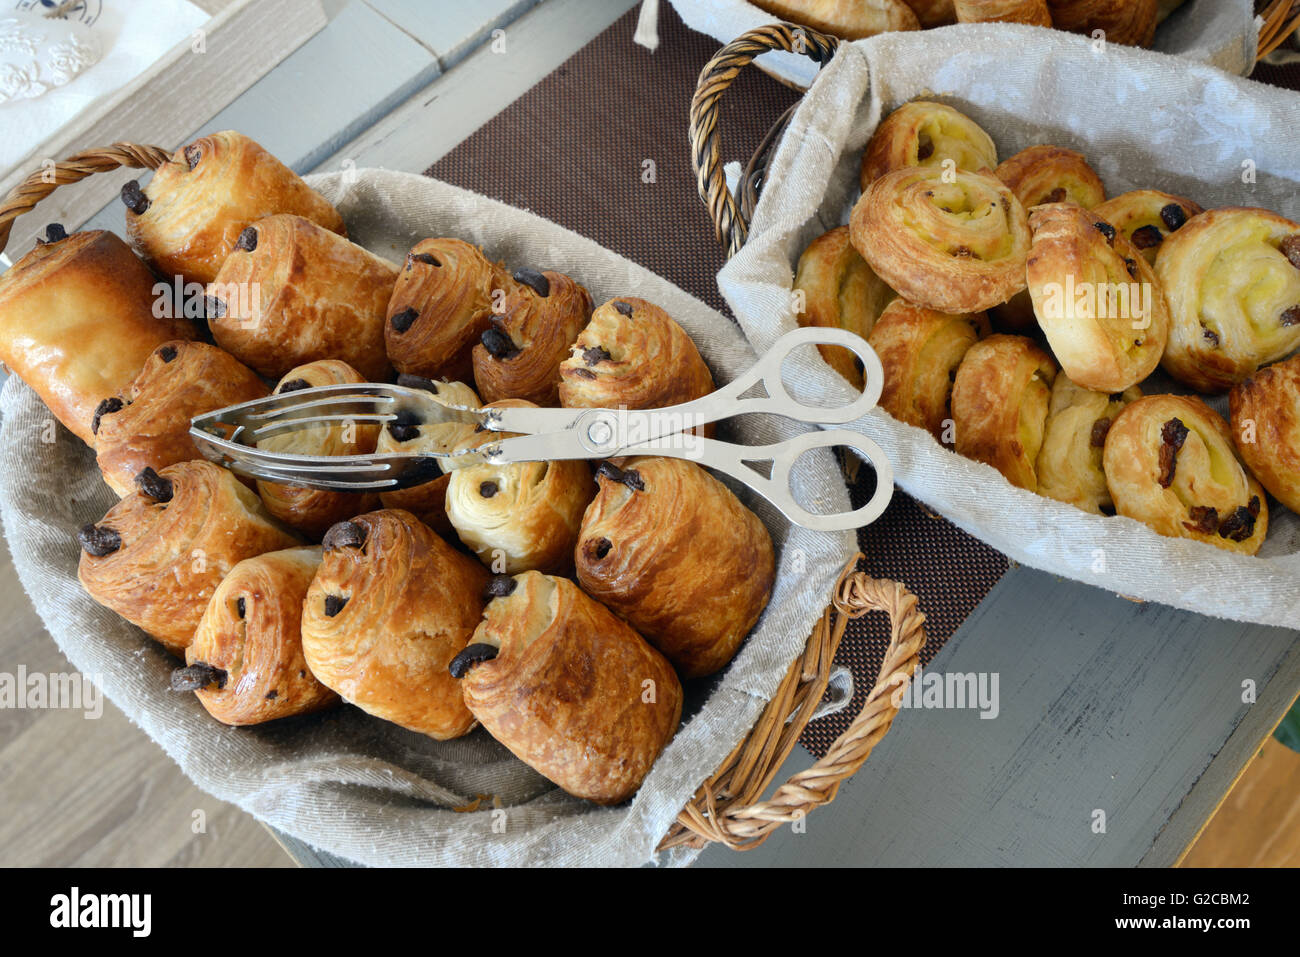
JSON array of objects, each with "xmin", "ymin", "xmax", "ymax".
[{"xmin": 190, "ymin": 327, "xmax": 893, "ymax": 532}]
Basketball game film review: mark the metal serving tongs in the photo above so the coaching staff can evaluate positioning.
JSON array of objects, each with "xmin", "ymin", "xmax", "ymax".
[{"xmin": 189, "ymin": 327, "xmax": 893, "ymax": 532}]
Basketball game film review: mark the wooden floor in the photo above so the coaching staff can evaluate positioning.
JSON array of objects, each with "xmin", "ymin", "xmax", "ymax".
[{"xmin": 1181, "ymin": 738, "xmax": 1300, "ymax": 868}]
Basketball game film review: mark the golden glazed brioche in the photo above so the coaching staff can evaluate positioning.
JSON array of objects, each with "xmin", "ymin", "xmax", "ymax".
[{"xmin": 1046, "ymin": 0, "xmax": 1158, "ymax": 47}]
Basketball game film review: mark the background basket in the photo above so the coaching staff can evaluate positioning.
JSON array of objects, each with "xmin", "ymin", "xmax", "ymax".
[{"xmin": 0, "ymin": 148, "xmax": 928, "ymax": 855}]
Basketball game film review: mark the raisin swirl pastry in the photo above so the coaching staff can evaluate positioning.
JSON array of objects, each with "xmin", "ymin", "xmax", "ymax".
[
  {"xmin": 93, "ymin": 341, "xmax": 266, "ymax": 498},
  {"xmin": 123, "ymin": 130, "xmax": 345, "ymax": 285},
  {"xmin": 1104, "ymin": 395, "xmax": 1268, "ymax": 554},
  {"xmin": 173, "ymin": 547, "xmax": 338, "ymax": 726},
  {"xmin": 860, "ymin": 101, "xmax": 998, "ymax": 190},
  {"xmin": 558, "ymin": 297, "xmax": 716, "ymax": 418},
  {"xmin": 1025, "ymin": 203, "xmax": 1171, "ymax": 392},
  {"xmin": 375, "ymin": 379, "xmax": 487, "ymax": 537},
  {"xmin": 575, "ymin": 457, "xmax": 775, "ymax": 679},
  {"xmin": 385, "ymin": 238, "xmax": 515, "ymax": 384},
  {"xmin": 850, "ymin": 166, "xmax": 1031, "ymax": 314},
  {"xmin": 1155, "ymin": 207, "xmax": 1300, "ymax": 393},
  {"xmin": 77, "ymin": 461, "xmax": 301, "ymax": 655},
  {"xmin": 951, "ymin": 334, "xmax": 1058, "ymax": 491},
  {"xmin": 255, "ymin": 360, "xmax": 382, "ymax": 539},
  {"xmin": 301, "ymin": 510, "xmax": 489, "ymax": 739},
  {"xmin": 471, "ymin": 268, "xmax": 592, "ymax": 405},
  {"xmin": 1046, "ymin": 0, "xmax": 1158, "ymax": 47},
  {"xmin": 868, "ymin": 300, "xmax": 991, "ymax": 440},
  {"xmin": 793, "ymin": 225, "xmax": 897, "ymax": 389},
  {"xmin": 454, "ymin": 571, "xmax": 682, "ymax": 804},
  {"xmin": 446, "ymin": 402, "xmax": 594, "ymax": 576},
  {"xmin": 1035, "ymin": 376, "xmax": 1140, "ymax": 514},
  {"xmin": 954, "ymin": 0, "xmax": 1052, "ymax": 25},
  {"xmin": 994, "ymin": 146, "xmax": 1104, "ymax": 210},
  {"xmin": 208, "ymin": 214, "xmax": 398, "ymax": 381},
  {"xmin": 750, "ymin": 0, "xmax": 919, "ymax": 38},
  {"xmin": 0, "ymin": 227, "xmax": 194, "ymax": 446},
  {"xmin": 1092, "ymin": 190, "xmax": 1203, "ymax": 266},
  {"xmin": 1229, "ymin": 354, "xmax": 1300, "ymax": 515}
]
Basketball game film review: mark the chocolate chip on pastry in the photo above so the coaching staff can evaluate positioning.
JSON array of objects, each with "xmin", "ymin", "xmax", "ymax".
[
  {"xmin": 1035, "ymin": 375, "xmax": 1141, "ymax": 514},
  {"xmin": 1228, "ymin": 354, "xmax": 1300, "ymax": 515},
  {"xmin": 300, "ymin": 509, "xmax": 489, "ymax": 739},
  {"xmin": 123, "ymin": 130, "xmax": 345, "ymax": 286},
  {"xmin": 1092, "ymin": 190, "xmax": 1204, "ymax": 266},
  {"xmin": 457, "ymin": 571, "xmax": 682, "ymax": 804},
  {"xmin": 575, "ymin": 456, "xmax": 775, "ymax": 679},
  {"xmin": 860, "ymin": 100, "xmax": 998, "ymax": 190}
]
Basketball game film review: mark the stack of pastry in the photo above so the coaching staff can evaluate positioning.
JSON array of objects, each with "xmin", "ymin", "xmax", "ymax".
[
  {"xmin": 0, "ymin": 130, "xmax": 779, "ymax": 807},
  {"xmin": 794, "ymin": 98, "xmax": 1300, "ymax": 556}
]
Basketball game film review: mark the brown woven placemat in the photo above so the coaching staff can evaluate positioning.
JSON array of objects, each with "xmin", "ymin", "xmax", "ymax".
[{"xmin": 424, "ymin": 4, "xmax": 1005, "ymax": 758}]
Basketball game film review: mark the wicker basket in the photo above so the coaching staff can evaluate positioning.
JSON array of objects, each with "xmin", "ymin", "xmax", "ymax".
[
  {"xmin": 690, "ymin": 4, "xmax": 1300, "ymax": 257},
  {"xmin": 0, "ymin": 148, "xmax": 929, "ymax": 855}
]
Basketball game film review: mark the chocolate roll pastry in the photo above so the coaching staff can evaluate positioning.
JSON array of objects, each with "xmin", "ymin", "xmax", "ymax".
[
  {"xmin": 455, "ymin": 571, "xmax": 682, "ymax": 805},
  {"xmin": 954, "ymin": 0, "xmax": 1052, "ymax": 24},
  {"xmin": 951, "ymin": 334, "xmax": 1058, "ymax": 491},
  {"xmin": 1046, "ymin": 0, "xmax": 1158, "ymax": 47},
  {"xmin": 558, "ymin": 297, "xmax": 715, "ymax": 418},
  {"xmin": 1104, "ymin": 395, "xmax": 1268, "ymax": 554},
  {"xmin": 208, "ymin": 214, "xmax": 398, "ymax": 381},
  {"xmin": 375, "ymin": 380, "xmax": 487, "ymax": 538},
  {"xmin": 994, "ymin": 145, "xmax": 1105, "ymax": 210},
  {"xmin": 77, "ymin": 461, "xmax": 300, "ymax": 655},
  {"xmin": 301, "ymin": 510, "xmax": 489, "ymax": 739},
  {"xmin": 793, "ymin": 225, "xmax": 897, "ymax": 389},
  {"xmin": 750, "ymin": 0, "xmax": 919, "ymax": 38},
  {"xmin": 471, "ymin": 268, "xmax": 592, "ymax": 405},
  {"xmin": 575, "ymin": 456, "xmax": 775, "ymax": 679},
  {"xmin": 256, "ymin": 360, "xmax": 382, "ymax": 539},
  {"xmin": 175, "ymin": 546, "xmax": 338, "ymax": 726},
  {"xmin": 1229, "ymin": 354, "xmax": 1300, "ymax": 515},
  {"xmin": 1092, "ymin": 190, "xmax": 1203, "ymax": 266},
  {"xmin": 385, "ymin": 238, "xmax": 515, "ymax": 383},
  {"xmin": 123, "ymin": 130, "xmax": 345, "ymax": 285},
  {"xmin": 851, "ymin": 165, "xmax": 1031, "ymax": 314},
  {"xmin": 0, "ymin": 227, "xmax": 194, "ymax": 446},
  {"xmin": 1155, "ymin": 207, "xmax": 1300, "ymax": 393},
  {"xmin": 93, "ymin": 340, "xmax": 267, "ymax": 498},
  {"xmin": 860, "ymin": 101, "xmax": 998, "ymax": 190},
  {"xmin": 1025, "ymin": 203, "xmax": 1171, "ymax": 392},
  {"xmin": 1035, "ymin": 376, "xmax": 1140, "ymax": 514},
  {"xmin": 868, "ymin": 300, "xmax": 991, "ymax": 440}
]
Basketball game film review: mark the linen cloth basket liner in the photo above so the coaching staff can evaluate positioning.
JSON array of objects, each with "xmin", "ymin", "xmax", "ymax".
[
  {"xmin": 717, "ymin": 24, "xmax": 1300, "ymax": 629},
  {"xmin": 668, "ymin": 0, "xmax": 1260, "ymax": 88},
  {"xmin": 0, "ymin": 169, "xmax": 855, "ymax": 867}
]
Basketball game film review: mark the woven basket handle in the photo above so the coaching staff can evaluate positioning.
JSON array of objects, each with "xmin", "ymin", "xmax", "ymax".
[
  {"xmin": 658, "ymin": 557, "xmax": 927, "ymax": 852},
  {"xmin": 689, "ymin": 23, "xmax": 838, "ymax": 259},
  {"xmin": 0, "ymin": 143, "xmax": 170, "ymax": 257}
]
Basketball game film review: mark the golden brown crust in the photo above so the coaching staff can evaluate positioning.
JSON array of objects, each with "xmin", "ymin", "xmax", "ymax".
[
  {"xmin": 793, "ymin": 226, "xmax": 897, "ymax": 389},
  {"xmin": 1035, "ymin": 376, "xmax": 1140, "ymax": 514},
  {"xmin": 574, "ymin": 456, "xmax": 775, "ymax": 679},
  {"xmin": 850, "ymin": 165, "xmax": 1030, "ymax": 314},
  {"xmin": 994, "ymin": 145, "xmax": 1105, "ymax": 209},
  {"xmin": 385, "ymin": 239, "xmax": 516, "ymax": 383},
  {"xmin": 184, "ymin": 547, "xmax": 339, "ymax": 726},
  {"xmin": 1229, "ymin": 355, "xmax": 1300, "ymax": 515},
  {"xmin": 94, "ymin": 340, "xmax": 267, "ymax": 497},
  {"xmin": 459, "ymin": 572, "xmax": 682, "ymax": 805},
  {"xmin": 255, "ymin": 360, "xmax": 381, "ymax": 539},
  {"xmin": 954, "ymin": 0, "xmax": 1052, "ymax": 24},
  {"xmin": 903, "ymin": 0, "xmax": 957, "ymax": 27},
  {"xmin": 952, "ymin": 334, "xmax": 1058, "ymax": 490},
  {"xmin": 208, "ymin": 214, "xmax": 397, "ymax": 381},
  {"xmin": 750, "ymin": 0, "xmax": 920, "ymax": 38},
  {"xmin": 77, "ymin": 460, "xmax": 301, "ymax": 655},
  {"xmin": 0, "ymin": 230, "xmax": 195, "ymax": 446},
  {"xmin": 868, "ymin": 300, "xmax": 990, "ymax": 440},
  {"xmin": 1104, "ymin": 395, "xmax": 1268, "ymax": 554},
  {"xmin": 1092, "ymin": 189, "xmax": 1203, "ymax": 266},
  {"xmin": 558, "ymin": 297, "xmax": 716, "ymax": 415},
  {"xmin": 300, "ymin": 509, "xmax": 489, "ymax": 739},
  {"xmin": 860, "ymin": 101, "xmax": 998, "ymax": 190},
  {"xmin": 1046, "ymin": 0, "xmax": 1158, "ymax": 47},
  {"xmin": 471, "ymin": 270, "xmax": 592, "ymax": 405},
  {"xmin": 1155, "ymin": 207, "xmax": 1300, "ymax": 393},
  {"xmin": 125, "ymin": 130, "xmax": 345, "ymax": 285},
  {"xmin": 1025, "ymin": 202, "xmax": 1171, "ymax": 392}
]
